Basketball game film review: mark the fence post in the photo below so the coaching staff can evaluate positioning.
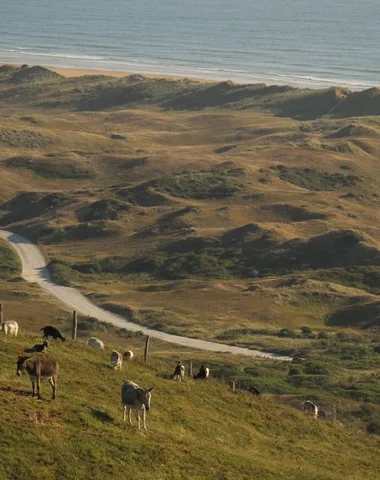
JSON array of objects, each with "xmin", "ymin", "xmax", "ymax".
[
  {"xmin": 231, "ymin": 381, "xmax": 236, "ymax": 392},
  {"xmin": 0, "ymin": 303, "xmax": 3, "ymax": 324},
  {"xmin": 189, "ymin": 361, "xmax": 193, "ymax": 378},
  {"xmin": 144, "ymin": 335, "xmax": 150, "ymax": 362},
  {"xmin": 72, "ymin": 310, "xmax": 78, "ymax": 340}
]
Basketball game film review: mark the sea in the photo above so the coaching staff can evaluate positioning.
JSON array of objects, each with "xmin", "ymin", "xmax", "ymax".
[{"xmin": 0, "ymin": 0, "xmax": 379, "ymax": 90}]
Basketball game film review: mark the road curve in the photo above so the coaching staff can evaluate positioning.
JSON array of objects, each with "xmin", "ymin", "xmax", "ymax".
[{"xmin": 0, "ymin": 229, "xmax": 292, "ymax": 361}]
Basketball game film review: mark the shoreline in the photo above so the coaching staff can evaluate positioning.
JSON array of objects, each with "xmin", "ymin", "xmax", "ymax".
[{"xmin": 0, "ymin": 53, "xmax": 375, "ymax": 91}]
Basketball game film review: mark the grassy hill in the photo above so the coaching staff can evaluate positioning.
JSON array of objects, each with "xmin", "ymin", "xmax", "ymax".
[
  {"xmin": 0, "ymin": 332, "xmax": 379, "ymax": 480},
  {"xmin": 0, "ymin": 64, "xmax": 380, "ymax": 440}
]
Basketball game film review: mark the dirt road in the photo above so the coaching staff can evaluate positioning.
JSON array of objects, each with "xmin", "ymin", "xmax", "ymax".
[{"xmin": 0, "ymin": 229, "xmax": 291, "ymax": 361}]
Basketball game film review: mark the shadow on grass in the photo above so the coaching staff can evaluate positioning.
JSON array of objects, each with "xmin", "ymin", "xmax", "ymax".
[
  {"xmin": 91, "ymin": 408, "xmax": 115, "ymax": 424},
  {"xmin": 0, "ymin": 385, "xmax": 33, "ymax": 397}
]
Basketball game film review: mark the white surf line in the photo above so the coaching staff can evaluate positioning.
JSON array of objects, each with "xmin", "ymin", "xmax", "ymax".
[{"xmin": 0, "ymin": 229, "xmax": 292, "ymax": 361}]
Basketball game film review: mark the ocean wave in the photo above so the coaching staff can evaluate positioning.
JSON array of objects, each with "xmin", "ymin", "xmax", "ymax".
[
  {"xmin": 0, "ymin": 48, "xmax": 376, "ymax": 91},
  {"xmin": 3, "ymin": 48, "xmax": 104, "ymax": 61}
]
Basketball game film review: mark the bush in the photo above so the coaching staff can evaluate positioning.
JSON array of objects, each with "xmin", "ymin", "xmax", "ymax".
[
  {"xmin": 366, "ymin": 422, "xmax": 380, "ymax": 434},
  {"xmin": 278, "ymin": 328, "xmax": 297, "ymax": 338},
  {"xmin": 318, "ymin": 332, "xmax": 329, "ymax": 339},
  {"xmin": 303, "ymin": 362, "xmax": 328, "ymax": 375},
  {"xmin": 301, "ymin": 326, "xmax": 312, "ymax": 335},
  {"xmin": 153, "ymin": 170, "xmax": 241, "ymax": 200},
  {"xmin": 287, "ymin": 374, "xmax": 330, "ymax": 389}
]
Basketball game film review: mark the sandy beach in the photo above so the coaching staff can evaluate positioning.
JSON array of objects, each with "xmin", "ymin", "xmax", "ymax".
[
  {"xmin": 47, "ymin": 65, "xmax": 205, "ymax": 82},
  {"xmin": 1, "ymin": 62, "xmax": 213, "ymax": 85}
]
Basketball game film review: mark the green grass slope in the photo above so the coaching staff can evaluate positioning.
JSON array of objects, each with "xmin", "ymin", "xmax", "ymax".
[
  {"xmin": 0, "ymin": 334, "xmax": 379, "ymax": 480},
  {"xmin": 0, "ymin": 239, "xmax": 21, "ymax": 280}
]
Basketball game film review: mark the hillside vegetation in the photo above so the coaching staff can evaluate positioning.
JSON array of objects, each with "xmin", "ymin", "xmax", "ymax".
[
  {"xmin": 0, "ymin": 64, "xmax": 380, "ymax": 440},
  {"xmin": 0, "ymin": 332, "xmax": 379, "ymax": 480}
]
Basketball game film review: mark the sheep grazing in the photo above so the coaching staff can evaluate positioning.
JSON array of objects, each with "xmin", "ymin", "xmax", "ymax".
[
  {"xmin": 41, "ymin": 325, "xmax": 66, "ymax": 342},
  {"xmin": 123, "ymin": 350, "xmax": 134, "ymax": 361},
  {"xmin": 170, "ymin": 361, "xmax": 185, "ymax": 381},
  {"xmin": 16, "ymin": 354, "xmax": 59, "ymax": 400},
  {"xmin": 111, "ymin": 350, "xmax": 123, "ymax": 370},
  {"xmin": 121, "ymin": 381, "xmax": 155, "ymax": 431},
  {"xmin": 0, "ymin": 320, "xmax": 19, "ymax": 337},
  {"xmin": 301, "ymin": 400, "xmax": 319, "ymax": 419},
  {"xmin": 87, "ymin": 337, "xmax": 105, "ymax": 350},
  {"xmin": 194, "ymin": 365, "xmax": 209, "ymax": 380}
]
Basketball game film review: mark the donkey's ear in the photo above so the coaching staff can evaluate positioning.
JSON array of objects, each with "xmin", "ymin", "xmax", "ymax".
[{"xmin": 146, "ymin": 386, "xmax": 155, "ymax": 393}]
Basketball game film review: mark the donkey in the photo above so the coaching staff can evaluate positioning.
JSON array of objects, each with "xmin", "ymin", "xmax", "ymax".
[
  {"xmin": 121, "ymin": 381, "xmax": 155, "ymax": 430},
  {"xmin": 16, "ymin": 354, "xmax": 59, "ymax": 400}
]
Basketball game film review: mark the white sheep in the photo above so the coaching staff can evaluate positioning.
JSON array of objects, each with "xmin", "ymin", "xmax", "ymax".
[
  {"xmin": 87, "ymin": 337, "xmax": 105, "ymax": 350},
  {"xmin": 0, "ymin": 320, "xmax": 19, "ymax": 337},
  {"xmin": 111, "ymin": 350, "xmax": 123, "ymax": 370},
  {"xmin": 123, "ymin": 350, "xmax": 134, "ymax": 361}
]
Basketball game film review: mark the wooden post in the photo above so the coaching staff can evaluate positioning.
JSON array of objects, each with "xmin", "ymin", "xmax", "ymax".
[
  {"xmin": 144, "ymin": 335, "xmax": 150, "ymax": 362},
  {"xmin": 0, "ymin": 303, "xmax": 3, "ymax": 324},
  {"xmin": 189, "ymin": 361, "xmax": 193, "ymax": 378},
  {"xmin": 72, "ymin": 310, "xmax": 78, "ymax": 340},
  {"xmin": 231, "ymin": 381, "xmax": 236, "ymax": 392}
]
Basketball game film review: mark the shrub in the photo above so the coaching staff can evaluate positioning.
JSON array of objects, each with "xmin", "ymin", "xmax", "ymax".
[
  {"xmin": 278, "ymin": 328, "xmax": 297, "ymax": 338},
  {"xmin": 153, "ymin": 170, "xmax": 241, "ymax": 200},
  {"xmin": 301, "ymin": 326, "xmax": 313, "ymax": 335},
  {"xmin": 303, "ymin": 362, "xmax": 328, "ymax": 375},
  {"xmin": 318, "ymin": 332, "xmax": 329, "ymax": 339},
  {"xmin": 366, "ymin": 422, "xmax": 380, "ymax": 434}
]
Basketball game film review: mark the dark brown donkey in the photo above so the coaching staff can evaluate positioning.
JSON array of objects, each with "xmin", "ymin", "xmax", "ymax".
[{"xmin": 16, "ymin": 354, "xmax": 59, "ymax": 400}]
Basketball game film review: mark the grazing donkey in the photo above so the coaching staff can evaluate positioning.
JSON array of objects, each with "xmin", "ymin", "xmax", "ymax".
[
  {"xmin": 301, "ymin": 400, "xmax": 319, "ymax": 419},
  {"xmin": 41, "ymin": 325, "xmax": 66, "ymax": 341},
  {"xmin": 16, "ymin": 354, "xmax": 59, "ymax": 400},
  {"xmin": 111, "ymin": 350, "xmax": 123, "ymax": 370},
  {"xmin": 0, "ymin": 320, "xmax": 19, "ymax": 337},
  {"xmin": 121, "ymin": 381, "xmax": 155, "ymax": 430},
  {"xmin": 170, "ymin": 361, "xmax": 185, "ymax": 381}
]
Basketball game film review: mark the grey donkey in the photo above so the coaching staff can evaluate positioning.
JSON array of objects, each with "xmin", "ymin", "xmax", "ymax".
[
  {"xmin": 121, "ymin": 381, "xmax": 155, "ymax": 430},
  {"xmin": 16, "ymin": 354, "xmax": 59, "ymax": 400}
]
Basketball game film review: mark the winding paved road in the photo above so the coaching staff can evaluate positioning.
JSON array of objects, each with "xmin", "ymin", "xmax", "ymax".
[{"xmin": 0, "ymin": 229, "xmax": 291, "ymax": 361}]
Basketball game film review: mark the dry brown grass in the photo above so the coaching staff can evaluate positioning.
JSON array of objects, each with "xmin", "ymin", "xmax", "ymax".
[{"xmin": 1, "ymin": 72, "xmax": 380, "ymax": 343}]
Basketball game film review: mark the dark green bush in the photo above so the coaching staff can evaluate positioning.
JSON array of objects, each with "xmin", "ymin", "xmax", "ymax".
[
  {"xmin": 303, "ymin": 362, "xmax": 328, "ymax": 375},
  {"xmin": 367, "ymin": 421, "xmax": 380, "ymax": 434}
]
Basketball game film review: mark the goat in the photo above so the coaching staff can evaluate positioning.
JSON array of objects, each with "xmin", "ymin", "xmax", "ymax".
[
  {"xmin": 0, "ymin": 320, "xmax": 19, "ymax": 337},
  {"xmin": 16, "ymin": 354, "xmax": 59, "ymax": 400},
  {"xmin": 121, "ymin": 381, "xmax": 155, "ymax": 430},
  {"xmin": 25, "ymin": 339, "xmax": 49, "ymax": 354},
  {"xmin": 123, "ymin": 350, "xmax": 134, "ymax": 361},
  {"xmin": 87, "ymin": 337, "xmax": 105, "ymax": 350},
  {"xmin": 301, "ymin": 400, "xmax": 319, "ymax": 419},
  {"xmin": 111, "ymin": 350, "xmax": 123, "ymax": 370},
  {"xmin": 194, "ymin": 365, "xmax": 209, "ymax": 380},
  {"xmin": 238, "ymin": 381, "xmax": 261, "ymax": 396},
  {"xmin": 170, "ymin": 362, "xmax": 185, "ymax": 381},
  {"xmin": 41, "ymin": 325, "xmax": 66, "ymax": 342}
]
